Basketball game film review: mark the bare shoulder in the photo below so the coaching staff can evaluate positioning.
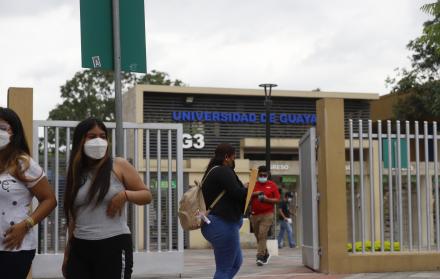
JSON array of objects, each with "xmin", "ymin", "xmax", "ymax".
[
  {"xmin": 112, "ymin": 157, "xmax": 146, "ymax": 190},
  {"xmin": 112, "ymin": 157, "xmax": 132, "ymax": 181},
  {"xmin": 113, "ymin": 157, "xmax": 131, "ymax": 168}
]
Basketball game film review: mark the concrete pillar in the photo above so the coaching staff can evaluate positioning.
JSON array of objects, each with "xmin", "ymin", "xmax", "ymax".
[
  {"xmin": 7, "ymin": 88, "xmax": 33, "ymax": 154},
  {"xmin": 316, "ymin": 98, "xmax": 348, "ymax": 273},
  {"xmin": 7, "ymin": 87, "xmax": 33, "ymax": 279}
]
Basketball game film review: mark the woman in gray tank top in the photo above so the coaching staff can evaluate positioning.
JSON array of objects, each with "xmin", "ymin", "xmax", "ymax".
[{"xmin": 62, "ymin": 118, "xmax": 152, "ymax": 279}]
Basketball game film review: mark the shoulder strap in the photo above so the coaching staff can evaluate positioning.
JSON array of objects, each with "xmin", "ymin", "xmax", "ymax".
[
  {"xmin": 201, "ymin": 165, "xmax": 226, "ymax": 211},
  {"xmin": 208, "ymin": 190, "xmax": 225, "ymax": 210},
  {"xmin": 200, "ymin": 165, "xmax": 219, "ymax": 186}
]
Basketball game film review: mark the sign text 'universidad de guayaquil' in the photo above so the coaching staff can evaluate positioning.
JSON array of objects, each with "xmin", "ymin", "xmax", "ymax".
[{"xmin": 172, "ymin": 111, "xmax": 316, "ymax": 125}]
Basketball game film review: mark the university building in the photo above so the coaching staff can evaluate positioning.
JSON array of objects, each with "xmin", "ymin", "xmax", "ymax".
[{"xmin": 123, "ymin": 84, "xmax": 379, "ymax": 247}]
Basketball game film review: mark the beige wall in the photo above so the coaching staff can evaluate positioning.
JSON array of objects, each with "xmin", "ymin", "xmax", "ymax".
[
  {"xmin": 8, "ymin": 88, "xmax": 33, "ymax": 154},
  {"xmin": 7, "ymin": 88, "xmax": 33, "ymax": 279},
  {"xmin": 123, "ymin": 86, "xmax": 143, "ymax": 123},
  {"xmin": 316, "ymin": 98, "xmax": 348, "ymax": 273}
]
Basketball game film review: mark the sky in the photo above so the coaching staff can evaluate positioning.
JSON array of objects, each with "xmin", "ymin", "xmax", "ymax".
[{"xmin": 0, "ymin": 0, "xmax": 432, "ymax": 120}]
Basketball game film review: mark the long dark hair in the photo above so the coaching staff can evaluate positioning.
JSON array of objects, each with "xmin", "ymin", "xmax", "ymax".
[
  {"xmin": 203, "ymin": 143, "xmax": 235, "ymax": 178},
  {"xmin": 64, "ymin": 118, "xmax": 112, "ymax": 224},
  {"xmin": 0, "ymin": 107, "xmax": 32, "ymax": 182}
]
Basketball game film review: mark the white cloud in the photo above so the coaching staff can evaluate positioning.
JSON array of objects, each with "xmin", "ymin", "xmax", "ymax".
[
  {"xmin": 0, "ymin": 3, "xmax": 80, "ymax": 119},
  {"xmin": 0, "ymin": 0, "xmax": 71, "ymax": 17}
]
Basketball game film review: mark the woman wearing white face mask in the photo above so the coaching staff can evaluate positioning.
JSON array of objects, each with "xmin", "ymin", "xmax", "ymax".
[
  {"xmin": 62, "ymin": 118, "xmax": 152, "ymax": 279},
  {"xmin": 0, "ymin": 107, "xmax": 57, "ymax": 279}
]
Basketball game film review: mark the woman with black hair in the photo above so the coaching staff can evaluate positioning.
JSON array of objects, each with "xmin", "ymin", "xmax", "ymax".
[
  {"xmin": 201, "ymin": 143, "xmax": 247, "ymax": 279},
  {"xmin": 62, "ymin": 118, "xmax": 152, "ymax": 279},
  {"xmin": 0, "ymin": 107, "xmax": 57, "ymax": 279}
]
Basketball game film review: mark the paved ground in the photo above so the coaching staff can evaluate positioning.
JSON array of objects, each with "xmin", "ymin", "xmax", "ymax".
[
  {"xmin": 38, "ymin": 248, "xmax": 440, "ymax": 278},
  {"xmin": 139, "ymin": 248, "xmax": 440, "ymax": 279}
]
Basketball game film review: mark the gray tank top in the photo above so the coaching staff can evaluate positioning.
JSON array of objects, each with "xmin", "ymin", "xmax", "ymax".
[{"xmin": 73, "ymin": 171, "xmax": 130, "ymax": 240}]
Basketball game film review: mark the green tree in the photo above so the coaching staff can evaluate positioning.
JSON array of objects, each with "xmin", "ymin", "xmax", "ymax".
[
  {"xmin": 42, "ymin": 69, "xmax": 183, "ymax": 150},
  {"xmin": 387, "ymin": 1, "xmax": 440, "ymax": 120},
  {"xmin": 48, "ymin": 69, "xmax": 184, "ymax": 121}
]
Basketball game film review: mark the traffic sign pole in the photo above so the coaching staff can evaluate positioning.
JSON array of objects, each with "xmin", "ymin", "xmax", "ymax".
[{"xmin": 112, "ymin": 0, "xmax": 124, "ymax": 157}]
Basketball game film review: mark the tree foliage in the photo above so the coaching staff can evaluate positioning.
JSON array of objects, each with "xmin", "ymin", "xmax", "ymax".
[
  {"xmin": 48, "ymin": 69, "xmax": 184, "ymax": 121},
  {"xmin": 43, "ymin": 69, "xmax": 183, "ymax": 149},
  {"xmin": 387, "ymin": 1, "xmax": 440, "ymax": 120}
]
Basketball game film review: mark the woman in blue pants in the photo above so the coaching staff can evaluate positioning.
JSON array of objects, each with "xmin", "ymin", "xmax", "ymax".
[{"xmin": 201, "ymin": 143, "xmax": 247, "ymax": 279}]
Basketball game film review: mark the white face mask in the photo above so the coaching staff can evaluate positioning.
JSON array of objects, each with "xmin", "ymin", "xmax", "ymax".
[
  {"xmin": 0, "ymin": 130, "xmax": 10, "ymax": 150},
  {"xmin": 258, "ymin": 177, "xmax": 268, "ymax": 183},
  {"xmin": 84, "ymin": 138, "xmax": 108, "ymax": 160}
]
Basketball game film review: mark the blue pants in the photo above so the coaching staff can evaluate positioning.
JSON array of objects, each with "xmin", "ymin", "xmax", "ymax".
[
  {"xmin": 201, "ymin": 215, "xmax": 243, "ymax": 279},
  {"xmin": 277, "ymin": 220, "xmax": 296, "ymax": 248}
]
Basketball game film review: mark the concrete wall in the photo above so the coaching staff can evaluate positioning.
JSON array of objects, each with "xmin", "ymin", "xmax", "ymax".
[
  {"xmin": 123, "ymin": 86, "xmax": 143, "ymax": 123},
  {"xmin": 7, "ymin": 88, "xmax": 34, "ymax": 279},
  {"xmin": 8, "ymin": 88, "xmax": 33, "ymax": 153},
  {"xmin": 370, "ymin": 93, "xmax": 400, "ymax": 121}
]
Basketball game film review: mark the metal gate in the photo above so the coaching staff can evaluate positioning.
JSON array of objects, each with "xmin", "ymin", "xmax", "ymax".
[
  {"xmin": 299, "ymin": 127, "xmax": 320, "ymax": 271},
  {"xmin": 31, "ymin": 121, "xmax": 184, "ymax": 278}
]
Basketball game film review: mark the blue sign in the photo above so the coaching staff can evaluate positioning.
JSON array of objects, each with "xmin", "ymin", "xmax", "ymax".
[{"xmin": 172, "ymin": 111, "xmax": 316, "ymax": 125}]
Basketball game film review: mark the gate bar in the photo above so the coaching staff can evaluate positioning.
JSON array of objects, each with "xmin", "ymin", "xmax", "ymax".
[
  {"xmin": 415, "ymin": 121, "xmax": 422, "ymax": 250},
  {"xmin": 157, "ymin": 130, "xmax": 162, "ymax": 251},
  {"xmin": 397, "ymin": 121, "xmax": 403, "ymax": 248},
  {"xmin": 368, "ymin": 120, "xmax": 375, "ymax": 252},
  {"xmin": 406, "ymin": 121, "xmax": 413, "ymax": 251},
  {"xmin": 434, "ymin": 122, "xmax": 440, "ymax": 251},
  {"xmin": 349, "ymin": 120, "xmax": 356, "ymax": 252},
  {"xmin": 424, "ymin": 122, "xmax": 431, "ymax": 250},
  {"xmin": 387, "ymin": 121, "xmax": 394, "ymax": 251}
]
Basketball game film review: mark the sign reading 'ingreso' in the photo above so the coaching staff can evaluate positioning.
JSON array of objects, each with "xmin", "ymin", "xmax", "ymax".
[{"xmin": 172, "ymin": 111, "xmax": 316, "ymax": 125}]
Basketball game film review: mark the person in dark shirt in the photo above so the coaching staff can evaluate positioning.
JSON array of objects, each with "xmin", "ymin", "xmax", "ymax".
[
  {"xmin": 201, "ymin": 143, "xmax": 247, "ymax": 279},
  {"xmin": 277, "ymin": 192, "xmax": 296, "ymax": 249}
]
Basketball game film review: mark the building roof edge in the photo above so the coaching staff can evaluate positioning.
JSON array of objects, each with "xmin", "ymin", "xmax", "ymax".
[{"xmin": 132, "ymin": 84, "xmax": 379, "ymax": 100}]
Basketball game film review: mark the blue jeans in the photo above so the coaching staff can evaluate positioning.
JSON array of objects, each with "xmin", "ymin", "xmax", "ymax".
[
  {"xmin": 277, "ymin": 219, "xmax": 296, "ymax": 248},
  {"xmin": 201, "ymin": 215, "xmax": 243, "ymax": 279}
]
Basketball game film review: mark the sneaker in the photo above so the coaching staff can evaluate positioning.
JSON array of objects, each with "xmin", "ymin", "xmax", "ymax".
[
  {"xmin": 256, "ymin": 255, "xmax": 264, "ymax": 266},
  {"xmin": 261, "ymin": 252, "xmax": 271, "ymax": 265}
]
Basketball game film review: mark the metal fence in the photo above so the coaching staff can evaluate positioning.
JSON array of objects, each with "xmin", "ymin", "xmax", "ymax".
[
  {"xmin": 31, "ymin": 120, "xmax": 184, "ymax": 277},
  {"xmin": 347, "ymin": 119, "xmax": 440, "ymax": 253}
]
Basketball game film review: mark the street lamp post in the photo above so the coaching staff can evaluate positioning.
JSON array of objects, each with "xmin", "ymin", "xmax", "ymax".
[{"xmin": 259, "ymin": 83, "xmax": 277, "ymax": 172}]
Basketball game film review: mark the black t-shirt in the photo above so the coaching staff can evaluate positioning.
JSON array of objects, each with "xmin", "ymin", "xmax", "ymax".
[
  {"xmin": 202, "ymin": 165, "xmax": 247, "ymax": 222},
  {"xmin": 278, "ymin": 200, "xmax": 290, "ymax": 220}
]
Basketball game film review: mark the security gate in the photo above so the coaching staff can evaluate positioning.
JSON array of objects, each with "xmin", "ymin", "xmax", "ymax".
[
  {"xmin": 31, "ymin": 121, "xmax": 184, "ymax": 278},
  {"xmin": 299, "ymin": 127, "xmax": 320, "ymax": 271}
]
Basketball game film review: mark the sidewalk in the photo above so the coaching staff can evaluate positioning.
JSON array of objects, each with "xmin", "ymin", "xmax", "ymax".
[
  {"xmin": 140, "ymin": 248, "xmax": 440, "ymax": 279},
  {"xmin": 37, "ymin": 248, "xmax": 440, "ymax": 278}
]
